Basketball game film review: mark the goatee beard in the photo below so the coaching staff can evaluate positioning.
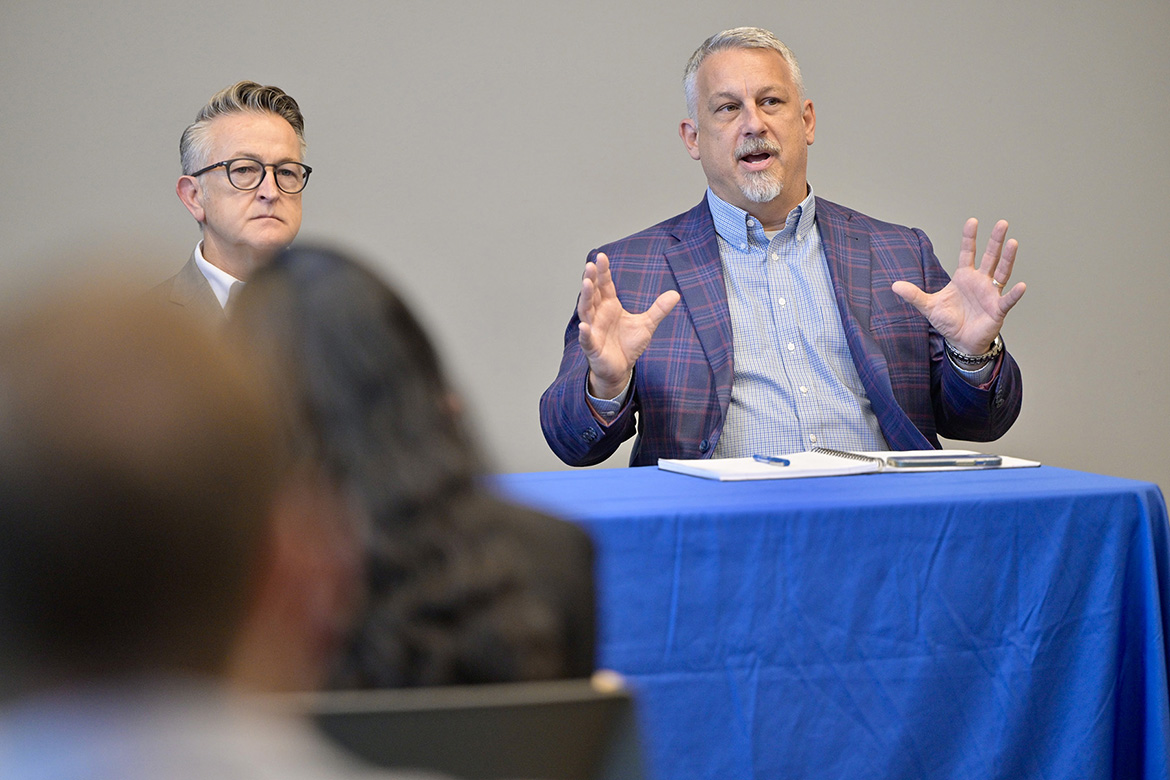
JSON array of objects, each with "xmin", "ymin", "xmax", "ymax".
[
  {"xmin": 741, "ymin": 173, "xmax": 783, "ymax": 204},
  {"xmin": 735, "ymin": 138, "xmax": 784, "ymax": 203}
]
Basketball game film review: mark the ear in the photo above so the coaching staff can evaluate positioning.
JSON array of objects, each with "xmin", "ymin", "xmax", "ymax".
[
  {"xmin": 803, "ymin": 99, "xmax": 816, "ymax": 146},
  {"xmin": 176, "ymin": 176, "xmax": 206, "ymax": 224},
  {"xmin": 679, "ymin": 119, "xmax": 701, "ymax": 161}
]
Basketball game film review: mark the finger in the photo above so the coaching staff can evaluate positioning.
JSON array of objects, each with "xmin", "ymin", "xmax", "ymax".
[
  {"xmin": 891, "ymin": 280, "xmax": 930, "ymax": 315},
  {"xmin": 577, "ymin": 320, "xmax": 596, "ymax": 351},
  {"xmin": 577, "ymin": 274, "xmax": 596, "ymax": 322},
  {"xmin": 592, "ymin": 252, "xmax": 617, "ymax": 298},
  {"xmin": 578, "ymin": 321, "xmax": 610, "ymax": 367},
  {"xmin": 997, "ymin": 281, "xmax": 1026, "ymax": 314},
  {"xmin": 979, "ymin": 219, "xmax": 1009, "ymax": 277},
  {"xmin": 957, "ymin": 218, "xmax": 979, "ymax": 270},
  {"xmin": 991, "ymin": 237, "xmax": 1018, "ymax": 288}
]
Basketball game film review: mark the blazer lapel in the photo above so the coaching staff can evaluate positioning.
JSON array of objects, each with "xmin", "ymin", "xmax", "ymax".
[
  {"xmin": 817, "ymin": 198, "xmax": 931, "ymax": 449},
  {"xmin": 663, "ymin": 200, "xmax": 734, "ymax": 412},
  {"xmin": 172, "ymin": 252, "xmax": 227, "ymax": 323}
]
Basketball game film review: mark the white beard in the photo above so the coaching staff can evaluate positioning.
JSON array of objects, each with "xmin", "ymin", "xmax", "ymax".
[
  {"xmin": 733, "ymin": 137, "xmax": 785, "ymax": 204},
  {"xmin": 740, "ymin": 172, "xmax": 784, "ymax": 204}
]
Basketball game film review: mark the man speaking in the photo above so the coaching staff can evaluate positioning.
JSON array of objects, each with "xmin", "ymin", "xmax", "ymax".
[{"xmin": 541, "ymin": 27, "xmax": 1025, "ymax": 467}]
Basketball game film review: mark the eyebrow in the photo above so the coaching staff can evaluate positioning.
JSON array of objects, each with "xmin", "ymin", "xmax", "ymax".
[
  {"xmin": 706, "ymin": 86, "xmax": 788, "ymax": 108},
  {"xmin": 707, "ymin": 91, "xmax": 741, "ymax": 105},
  {"xmin": 228, "ymin": 151, "xmax": 302, "ymax": 165}
]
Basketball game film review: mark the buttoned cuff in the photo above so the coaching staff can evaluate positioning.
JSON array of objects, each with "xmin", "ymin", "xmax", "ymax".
[{"xmin": 585, "ymin": 372, "xmax": 632, "ymax": 423}]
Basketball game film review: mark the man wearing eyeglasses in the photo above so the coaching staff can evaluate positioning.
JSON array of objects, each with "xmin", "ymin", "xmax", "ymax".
[{"xmin": 159, "ymin": 80, "xmax": 310, "ymax": 321}]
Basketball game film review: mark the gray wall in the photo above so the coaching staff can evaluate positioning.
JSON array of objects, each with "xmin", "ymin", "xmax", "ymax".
[{"xmin": 3, "ymin": 1, "xmax": 1168, "ymax": 487}]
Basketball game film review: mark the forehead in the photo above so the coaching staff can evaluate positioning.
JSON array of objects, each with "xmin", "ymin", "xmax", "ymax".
[
  {"xmin": 696, "ymin": 47, "xmax": 796, "ymax": 98},
  {"xmin": 204, "ymin": 111, "xmax": 301, "ymax": 161}
]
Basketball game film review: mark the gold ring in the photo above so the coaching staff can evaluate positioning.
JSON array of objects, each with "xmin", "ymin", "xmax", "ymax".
[{"xmin": 990, "ymin": 278, "xmax": 1004, "ymax": 289}]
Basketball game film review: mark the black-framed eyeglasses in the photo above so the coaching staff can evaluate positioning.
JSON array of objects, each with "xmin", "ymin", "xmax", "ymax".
[{"xmin": 189, "ymin": 158, "xmax": 312, "ymax": 194}]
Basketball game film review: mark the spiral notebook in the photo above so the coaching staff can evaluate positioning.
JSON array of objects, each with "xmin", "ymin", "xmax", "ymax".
[{"xmin": 657, "ymin": 448, "xmax": 1040, "ymax": 481}]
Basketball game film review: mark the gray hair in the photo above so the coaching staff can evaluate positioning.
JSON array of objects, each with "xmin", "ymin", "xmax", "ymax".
[
  {"xmin": 683, "ymin": 27, "xmax": 806, "ymax": 120},
  {"xmin": 180, "ymin": 81, "xmax": 306, "ymax": 175}
]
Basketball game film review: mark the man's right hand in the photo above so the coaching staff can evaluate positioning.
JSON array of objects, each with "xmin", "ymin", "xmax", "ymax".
[{"xmin": 577, "ymin": 252, "xmax": 681, "ymax": 400}]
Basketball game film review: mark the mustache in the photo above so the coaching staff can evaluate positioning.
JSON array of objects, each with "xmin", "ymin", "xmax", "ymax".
[{"xmin": 735, "ymin": 138, "xmax": 781, "ymax": 159}]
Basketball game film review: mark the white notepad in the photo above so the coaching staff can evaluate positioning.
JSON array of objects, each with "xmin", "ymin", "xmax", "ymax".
[{"xmin": 657, "ymin": 449, "xmax": 1041, "ymax": 481}]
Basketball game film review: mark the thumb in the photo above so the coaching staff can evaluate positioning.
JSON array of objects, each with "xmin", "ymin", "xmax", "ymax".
[
  {"xmin": 891, "ymin": 281, "xmax": 929, "ymax": 315},
  {"xmin": 645, "ymin": 290, "xmax": 681, "ymax": 331}
]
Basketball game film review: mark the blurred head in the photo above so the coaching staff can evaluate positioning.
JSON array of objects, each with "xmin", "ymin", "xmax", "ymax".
[
  {"xmin": 176, "ymin": 81, "xmax": 308, "ymax": 279},
  {"xmin": 0, "ymin": 285, "xmax": 284, "ymax": 698},
  {"xmin": 230, "ymin": 247, "xmax": 574, "ymax": 687},
  {"xmin": 229, "ymin": 245, "xmax": 480, "ymax": 525}
]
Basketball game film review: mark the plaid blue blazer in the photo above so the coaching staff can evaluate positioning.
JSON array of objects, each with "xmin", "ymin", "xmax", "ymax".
[{"xmin": 540, "ymin": 197, "xmax": 1022, "ymax": 467}]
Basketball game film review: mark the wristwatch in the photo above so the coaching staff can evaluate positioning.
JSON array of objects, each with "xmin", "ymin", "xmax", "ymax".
[{"xmin": 944, "ymin": 334, "xmax": 1004, "ymax": 366}]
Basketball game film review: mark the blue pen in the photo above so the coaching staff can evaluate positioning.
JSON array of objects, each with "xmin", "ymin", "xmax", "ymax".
[{"xmin": 752, "ymin": 454, "xmax": 790, "ymax": 467}]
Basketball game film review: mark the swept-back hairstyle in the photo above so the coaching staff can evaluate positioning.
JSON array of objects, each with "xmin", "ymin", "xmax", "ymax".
[
  {"xmin": 683, "ymin": 26, "xmax": 806, "ymax": 119},
  {"xmin": 179, "ymin": 80, "xmax": 306, "ymax": 175}
]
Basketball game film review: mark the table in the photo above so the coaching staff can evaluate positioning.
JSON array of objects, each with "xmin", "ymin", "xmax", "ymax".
[{"xmin": 493, "ymin": 465, "xmax": 1170, "ymax": 780}]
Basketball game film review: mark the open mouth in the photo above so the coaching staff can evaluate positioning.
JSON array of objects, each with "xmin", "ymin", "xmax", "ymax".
[
  {"xmin": 736, "ymin": 139, "xmax": 780, "ymax": 170},
  {"xmin": 738, "ymin": 151, "xmax": 775, "ymax": 172}
]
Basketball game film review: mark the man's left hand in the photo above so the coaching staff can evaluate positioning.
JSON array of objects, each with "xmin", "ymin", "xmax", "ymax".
[{"xmin": 892, "ymin": 218, "xmax": 1026, "ymax": 355}]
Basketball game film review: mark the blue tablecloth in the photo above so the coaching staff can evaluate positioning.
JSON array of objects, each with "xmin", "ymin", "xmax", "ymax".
[{"xmin": 493, "ymin": 465, "xmax": 1170, "ymax": 780}]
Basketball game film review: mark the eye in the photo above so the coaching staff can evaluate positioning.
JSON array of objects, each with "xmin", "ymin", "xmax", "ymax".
[
  {"xmin": 230, "ymin": 161, "xmax": 261, "ymax": 176},
  {"xmin": 716, "ymin": 103, "xmax": 739, "ymax": 114}
]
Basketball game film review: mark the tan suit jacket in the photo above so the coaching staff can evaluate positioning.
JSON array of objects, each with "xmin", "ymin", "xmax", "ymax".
[{"xmin": 150, "ymin": 250, "xmax": 225, "ymax": 325}]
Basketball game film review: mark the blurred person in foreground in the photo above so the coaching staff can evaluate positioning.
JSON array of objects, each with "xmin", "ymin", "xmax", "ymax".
[
  {"xmin": 229, "ymin": 246, "xmax": 597, "ymax": 688},
  {"xmin": 0, "ymin": 280, "xmax": 423, "ymax": 779},
  {"xmin": 157, "ymin": 80, "xmax": 311, "ymax": 323}
]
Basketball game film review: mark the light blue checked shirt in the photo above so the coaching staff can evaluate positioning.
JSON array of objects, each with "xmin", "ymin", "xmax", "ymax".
[{"xmin": 708, "ymin": 187, "xmax": 889, "ymax": 457}]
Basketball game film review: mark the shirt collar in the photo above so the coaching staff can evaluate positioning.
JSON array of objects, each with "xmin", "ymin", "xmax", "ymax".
[
  {"xmin": 193, "ymin": 241, "xmax": 243, "ymax": 309},
  {"xmin": 705, "ymin": 186, "xmax": 818, "ymax": 248}
]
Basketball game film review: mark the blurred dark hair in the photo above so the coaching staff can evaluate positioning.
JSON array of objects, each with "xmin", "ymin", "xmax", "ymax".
[
  {"xmin": 0, "ymin": 289, "xmax": 282, "ymax": 696},
  {"xmin": 231, "ymin": 245, "xmax": 479, "ymax": 517},
  {"xmin": 230, "ymin": 246, "xmax": 577, "ymax": 686}
]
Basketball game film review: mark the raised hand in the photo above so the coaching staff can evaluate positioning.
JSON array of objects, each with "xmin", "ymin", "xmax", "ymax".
[
  {"xmin": 577, "ymin": 252, "xmax": 680, "ymax": 399},
  {"xmin": 892, "ymin": 218, "xmax": 1026, "ymax": 356}
]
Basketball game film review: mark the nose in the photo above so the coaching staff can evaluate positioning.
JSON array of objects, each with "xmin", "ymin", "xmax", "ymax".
[
  {"xmin": 739, "ymin": 102, "xmax": 767, "ymax": 137},
  {"xmin": 255, "ymin": 165, "xmax": 282, "ymax": 200}
]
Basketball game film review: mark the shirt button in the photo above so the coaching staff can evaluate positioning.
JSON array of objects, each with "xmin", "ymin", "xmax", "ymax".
[
  {"xmin": 699, "ymin": 439, "xmax": 710, "ymax": 453},
  {"xmin": 800, "ymin": 386, "xmax": 808, "ymax": 394},
  {"xmin": 809, "ymin": 434, "xmax": 818, "ymax": 443},
  {"xmin": 739, "ymin": 243, "xmax": 747, "ymax": 250},
  {"xmin": 787, "ymin": 342, "xmax": 795, "ymax": 351},
  {"xmin": 746, "ymin": 218, "xmax": 755, "ymax": 226},
  {"xmin": 771, "ymin": 252, "xmax": 779, "ymax": 261},
  {"xmin": 778, "ymin": 297, "xmax": 786, "ymax": 306}
]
